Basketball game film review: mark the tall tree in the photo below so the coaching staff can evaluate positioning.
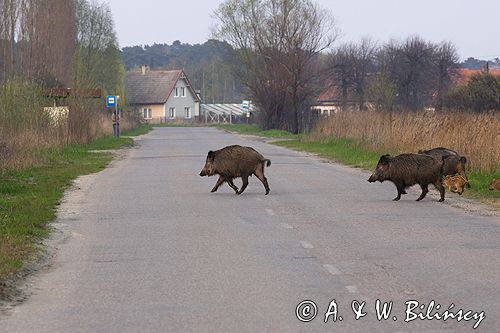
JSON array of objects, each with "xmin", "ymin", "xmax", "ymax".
[
  {"xmin": 434, "ymin": 41, "xmax": 459, "ymax": 110},
  {"xmin": 74, "ymin": 0, "xmax": 122, "ymax": 93},
  {"xmin": 0, "ymin": 0, "xmax": 76, "ymax": 85},
  {"xmin": 213, "ymin": 0, "xmax": 337, "ymax": 133},
  {"xmin": 329, "ymin": 38, "xmax": 377, "ymax": 109}
]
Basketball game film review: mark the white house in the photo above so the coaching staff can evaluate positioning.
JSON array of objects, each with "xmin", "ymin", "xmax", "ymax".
[{"xmin": 125, "ymin": 66, "xmax": 201, "ymax": 122}]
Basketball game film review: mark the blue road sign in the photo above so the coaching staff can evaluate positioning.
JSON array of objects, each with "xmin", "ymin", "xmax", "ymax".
[{"xmin": 106, "ymin": 95, "xmax": 117, "ymax": 107}]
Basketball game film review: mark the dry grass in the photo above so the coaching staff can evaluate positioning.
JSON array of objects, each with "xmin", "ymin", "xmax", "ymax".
[
  {"xmin": 311, "ymin": 110, "xmax": 500, "ymax": 173},
  {"xmin": 0, "ymin": 79, "xmax": 140, "ymax": 172}
]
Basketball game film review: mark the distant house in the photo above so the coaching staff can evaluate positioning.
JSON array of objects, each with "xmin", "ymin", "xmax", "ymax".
[
  {"xmin": 311, "ymin": 81, "xmax": 362, "ymax": 116},
  {"xmin": 125, "ymin": 66, "xmax": 201, "ymax": 122},
  {"xmin": 454, "ymin": 68, "xmax": 500, "ymax": 85}
]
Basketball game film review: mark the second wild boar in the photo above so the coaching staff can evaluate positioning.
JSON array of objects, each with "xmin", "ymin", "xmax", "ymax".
[
  {"xmin": 199, "ymin": 145, "xmax": 271, "ymax": 195},
  {"xmin": 418, "ymin": 147, "xmax": 469, "ymax": 188},
  {"xmin": 368, "ymin": 153, "xmax": 445, "ymax": 202}
]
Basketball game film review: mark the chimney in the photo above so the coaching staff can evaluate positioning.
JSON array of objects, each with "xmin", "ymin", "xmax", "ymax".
[{"xmin": 141, "ymin": 65, "xmax": 149, "ymax": 75}]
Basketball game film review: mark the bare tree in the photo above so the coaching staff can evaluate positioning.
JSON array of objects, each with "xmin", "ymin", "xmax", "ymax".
[
  {"xmin": 379, "ymin": 36, "xmax": 437, "ymax": 110},
  {"xmin": 0, "ymin": 0, "xmax": 20, "ymax": 79},
  {"xmin": 0, "ymin": 0, "xmax": 76, "ymax": 84},
  {"xmin": 22, "ymin": 0, "xmax": 76, "ymax": 85},
  {"xmin": 328, "ymin": 38, "xmax": 377, "ymax": 109},
  {"xmin": 434, "ymin": 41, "xmax": 459, "ymax": 110},
  {"xmin": 213, "ymin": 0, "xmax": 338, "ymax": 133},
  {"xmin": 328, "ymin": 43, "xmax": 356, "ymax": 107}
]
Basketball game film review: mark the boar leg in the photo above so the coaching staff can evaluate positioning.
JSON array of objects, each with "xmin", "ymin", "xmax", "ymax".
[
  {"xmin": 254, "ymin": 167, "xmax": 270, "ymax": 195},
  {"xmin": 393, "ymin": 182, "xmax": 405, "ymax": 201},
  {"xmin": 399, "ymin": 181, "xmax": 408, "ymax": 195},
  {"xmin": 211, "ymin": 176, "xmax": 226, "ymax": 193},
  {"xmin": 237, "ymin": 175, "xmax": 250, "ymax": 195},
  {"xmin": 433, "ymin": 179, "xmax": 445, "ymax": 202},
  {"xmin": 226, "ymin": 178, "xmax": 239, "ymax": 194},
  {"xmin": 416, "ymin": 184, "xmax": 429, "ymax": 201}
]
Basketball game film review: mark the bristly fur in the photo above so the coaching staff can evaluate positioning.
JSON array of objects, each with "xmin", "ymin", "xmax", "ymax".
[
  {"xmin": 418, "ymin": 147, "xmax": 469, "ymax": 188},
  {"xmin": 199, "ymin": 145, "xmax": 271, "ymax": 195},
  {"xmin": 368, "ymin": 153, "xmax": 445, "ymax": 202}
]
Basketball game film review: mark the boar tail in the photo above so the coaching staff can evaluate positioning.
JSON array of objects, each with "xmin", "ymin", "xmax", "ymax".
[{"xmin": 263, "ymin": 159, "xmax": 271, "ymax": 167}]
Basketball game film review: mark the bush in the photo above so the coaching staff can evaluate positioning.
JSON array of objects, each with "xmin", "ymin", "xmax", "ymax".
[{"xmin": 445, "ymin": 73, "xmax": 500, "ymax": 112}]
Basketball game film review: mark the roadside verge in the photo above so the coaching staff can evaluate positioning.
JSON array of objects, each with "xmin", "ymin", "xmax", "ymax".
[{"xmin": 0, "ymin": 125, "xmax": 152, "ymax": 301}]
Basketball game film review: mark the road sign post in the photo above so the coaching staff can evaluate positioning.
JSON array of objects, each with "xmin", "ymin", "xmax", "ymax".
[
  {"xmin": 242, "ymin": 100, "xmax": 251, "ymax": 124},
  {"xmin": 107, "ymin": 95, "xmax": 120, "ymax": 137}
]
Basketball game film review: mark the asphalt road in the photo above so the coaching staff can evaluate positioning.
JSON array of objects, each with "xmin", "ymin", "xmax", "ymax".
[{"xmin": 1, "ymin": 127, "xmax": 499, "ymax": 333}]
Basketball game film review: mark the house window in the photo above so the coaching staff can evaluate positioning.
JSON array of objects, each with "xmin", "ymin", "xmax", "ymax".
[
  {"xmin": 185, "ymin": 107, "xmax": 190, "ymax": 119},
  {"xmin": 174, "ymin": 87, "xmax": 179, "ymax": 97},
  {"xmin": 181, "ymin": 87, "xmax": 186, "ymax": 97},
  {"xmin": 143, "ymin": 108, "xmax": 152, "ymax": 119},
  {"xmin": 169, "ymin": 107, "xmax": 175, "ymax": 118}
]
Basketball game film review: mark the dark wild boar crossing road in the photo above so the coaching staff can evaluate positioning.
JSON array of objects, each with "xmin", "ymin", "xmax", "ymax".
[{"xmin": 1, "ymin": 127, "xmax": 499, "ymax": 333}]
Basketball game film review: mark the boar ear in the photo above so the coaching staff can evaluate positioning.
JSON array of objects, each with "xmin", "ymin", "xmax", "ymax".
[
  {"xmin": 417, "ymin": 149, "xmax": 423, "ymax": 154},
  {"xmin": 207, "ymin": 150, "xmax": 215, "ymax": 159},
  {"xmin": 380, "ymin": 154, "xmax": 390, "ymax": 164},
  {"xmin": 460, "ymin": 156, "xmax": 467, "ymax": 164}
]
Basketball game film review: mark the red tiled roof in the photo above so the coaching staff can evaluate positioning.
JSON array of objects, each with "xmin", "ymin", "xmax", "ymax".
[
  {"xmin": 455, "ymin": 68, "xmax": 500, "ymax": 85},
  {"xmin": 317, "ymin": 81, "xmax": 345, "ymax": 102}
]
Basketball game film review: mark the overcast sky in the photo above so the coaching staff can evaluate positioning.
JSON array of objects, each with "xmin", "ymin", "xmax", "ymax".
[{"xmin": 104, "ymin": 0, "xmax": 500, "ymax": 60}]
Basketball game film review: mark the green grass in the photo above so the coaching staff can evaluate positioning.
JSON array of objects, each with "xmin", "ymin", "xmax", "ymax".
[
  {"xmin": 274, "ymin": 138, "xmax": 500, "ymax": 204},
  {"xmin": 122, "ymin": 124, "xmax": 153, "ymax": 136},
  {"xmin": 274, "ymin": 138, "xmax": 386, "ymax": 170},
  {"xmin": 465, "ymin": 172, "xmax": 500, "ymax": 203},
  {"xmin": 0, "ymin": 130, "xmax": 145, "ymax": 284},
  {"xmin": 217, "ymin": 124, "xmax": 300, "ymax": 139},
  {"xmin": 82, "ymin": 124, "xmax": 152, "ymax": 151}
]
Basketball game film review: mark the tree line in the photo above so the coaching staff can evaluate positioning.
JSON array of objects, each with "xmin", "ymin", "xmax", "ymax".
[
  {"xmin": 211, "ymin": 0, "xmax": 499, "ymax": 133},
  {"xmin": 328, "ymin": 37, "xmax": 500, "ymax": 112}
]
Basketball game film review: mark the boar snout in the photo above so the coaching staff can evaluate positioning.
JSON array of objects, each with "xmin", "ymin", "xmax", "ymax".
[
  {"xmin": 368, "ymin": 174, "xmax": 377, "ymax": 183},
  {"xmin": 199, "ymin": 170, "xmax": 206, "ymax": 177}
]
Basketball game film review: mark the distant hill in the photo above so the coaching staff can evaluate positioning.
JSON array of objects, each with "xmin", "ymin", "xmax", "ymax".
[{"xmin": 121, "ymin": 39, "xmax": 246, "ymax": 104}]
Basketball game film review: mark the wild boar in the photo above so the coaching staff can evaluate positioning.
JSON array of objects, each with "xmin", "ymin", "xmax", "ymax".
[
  {"xmin": 418, "ymin": 147, "xmax": 469, "ymax": 188},
  {"xmin": 199, "ymin": 145, "xmax": 271, "ymax": 195},
  {"xmin": 489, "ymin": 179, "xmax": 500, "ymax": 191},
  {"xmin": 368, "ymin": 153, "xmax": 445, "ymax": 202},
  {"xmin": 443, "ymin": 175, "xmax": 468, "ymax": 195}
]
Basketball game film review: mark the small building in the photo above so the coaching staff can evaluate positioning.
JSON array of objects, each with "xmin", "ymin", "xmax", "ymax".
[
  {"xmin": 201, "ymin": 103, "xmax": 254, "ymax": 123},
  {"xmin": 125, "ymin": 66, "xmax": 201, "ymax": 123},
  {"xmin": 311, "ymin": 82, "xmax": 358, "ymax": 116},
  {"xmin": 43, "ymin": 87, "xmax": 102, "ymax": 124}
]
